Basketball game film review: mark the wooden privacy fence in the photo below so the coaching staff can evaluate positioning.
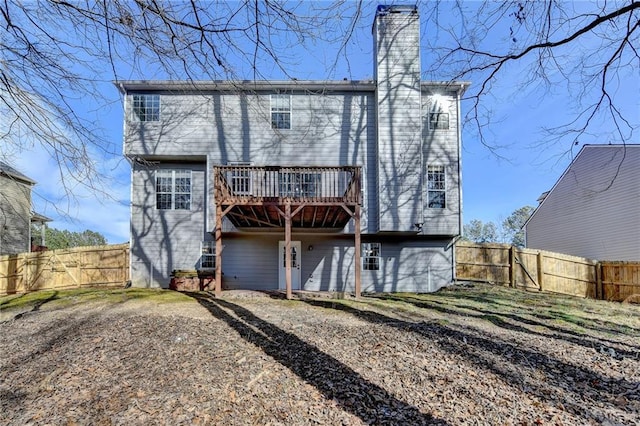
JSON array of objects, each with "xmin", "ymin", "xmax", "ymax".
[
  {"xmin": 0, "ymin": 244, "xmax": 129, "ymax": 296},
  {"xmin": 456, "ymin": 242, "xmax": 640, "ymax": 302}
]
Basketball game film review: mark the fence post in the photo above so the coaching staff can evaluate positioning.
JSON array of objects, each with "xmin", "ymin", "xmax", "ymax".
[
  {"xmin": 596, "ymin": 262, "xmax": 603, "ymax": 300},
  {"xmin": 509, "ymin": 246, "xmax": 515, "ymax": 288},
  {"xmin": 537, "ymin": 251, "xmax": 544, "ymax": 292}
]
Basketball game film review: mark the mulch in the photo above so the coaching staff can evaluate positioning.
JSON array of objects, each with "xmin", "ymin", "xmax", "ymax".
[{"xmin": 0, "ymin": 288, "xmax": 638, "ymax": 425}]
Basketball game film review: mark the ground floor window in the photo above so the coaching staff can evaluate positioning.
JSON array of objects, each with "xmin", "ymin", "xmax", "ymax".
[
  {"xmin": 201, "ymin": 241, "xmax": 216, "ymax": 269},
  {"xmin": 362, "ymin": 243, "xmax": 381, "ymax": 270},
  {"xmin": 156, "ymin": 169, "xmax": 191, "ymax": 210}
]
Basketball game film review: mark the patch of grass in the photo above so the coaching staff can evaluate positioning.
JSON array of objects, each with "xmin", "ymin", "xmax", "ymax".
[
  {"xmin": 362, "ymin": 283, "xmax": 640, "ymax": 338},
  {"xmin": 0, "ymin": 288, "xmax": 193, "ymax": 312}
]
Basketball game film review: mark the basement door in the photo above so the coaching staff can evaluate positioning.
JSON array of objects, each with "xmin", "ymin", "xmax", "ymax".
[{"xmin": 278, "ymin": 241, "xmax": 301, "ymax": 290}]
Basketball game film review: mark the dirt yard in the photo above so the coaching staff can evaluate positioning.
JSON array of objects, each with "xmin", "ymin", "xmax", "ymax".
[{"xmin": 1, "ymin": 283, "xmax": 639, "ymax": 425}]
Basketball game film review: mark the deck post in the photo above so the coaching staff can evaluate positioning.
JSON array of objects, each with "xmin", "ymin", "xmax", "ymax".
[
  {"xmin": 285, "ymin": 203, "xmax": 292, "ymax": 300},
  {"xmin": 354, "ymin": 204, "xmax": 361, "ymax": 298},
  {"xmin": 215, "ymin": 203, "xmax": 223, "ymax": 297}
]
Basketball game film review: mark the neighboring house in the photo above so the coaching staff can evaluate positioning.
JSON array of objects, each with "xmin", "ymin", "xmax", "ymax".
[
  {"xmin": 118, "ymin": 5, "xmax": 469, "ymax": 295},
  {"xmin": 0, "ymin": 162, "xmax": 51, "ymax": 255},
  {"xmin": 525, "ymin": 144, "xmax": 640, "ymax": 261}
]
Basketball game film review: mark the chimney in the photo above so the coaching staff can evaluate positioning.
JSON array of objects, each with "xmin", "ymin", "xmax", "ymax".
[{"xmin": 373, "ymin": 5, "xmax": 423, "ymax": 232}]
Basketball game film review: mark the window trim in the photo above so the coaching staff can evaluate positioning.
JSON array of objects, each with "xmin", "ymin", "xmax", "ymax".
[
  {"xmin": 131, "ymin": 94, "xmax": 160, "ymax": 122},
  {"xmin": 271, "ymin": 94, "xmax": 291, "ymax": 129},
  {"xmin": 200, "ymin": 241, "xmax": 216, "ymax": 269},
  {"xmin": 428, "ymin": 112, "xmax": 449, "ymax": 130},
  {"xmin": 155, "ymin": 169, "xmax": 192, "ymax": 211},
  {"xmin": 362, "ymin": 242, "xmax": 381, "ymax": 271},
  {"xmin": 427, "ymin": 164, "xmax": 446, "ymax": 209}
]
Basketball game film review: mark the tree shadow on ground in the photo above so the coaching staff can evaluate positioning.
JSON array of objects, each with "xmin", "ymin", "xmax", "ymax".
[
  {"xmin": 411, "ymin": 290, "xmax": 639, "ymax": 337},
  {"xmin": 187, "ymin": 292, "xmax": 446, "ymax": 425},
  {"xmin": 302, "ymin": 299, "xmax": 639, "ymax": 423},
  {"xmin": 12, "ymin": 291, "xmax": 59, "ymax": 320},
  {"xmin": 371, "ymin": 294, "xmax": 640, "ymax": 355}
]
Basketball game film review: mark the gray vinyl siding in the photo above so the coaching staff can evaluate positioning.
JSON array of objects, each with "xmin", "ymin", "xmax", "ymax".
[
  {"xmin": 421, "ymin": 90, "xmax": 461, "ymax": 235},
  {"xmin": 526, "ymin": 145, "xmax": 640, "ymax": 261},
  {"xmin": 217, "ymin": 234, "xmax": 453, "ymax": 292},
  {"xmin": 0, "ymin": 176, "xmax": 32, "ymax": 255},
  {"xmin": 122, "ymin": 7, "xmax": 464, "ymax": 291},
  {"xmin": 129, "ymin": 161, "xmax": 208, "ymax": 287},
  {"xmin": 125, "ymin": 92, "xmax": 374, "ymax": 165},
  {"xmin": 374, "ymin": 10, "xmax": 423, "ymax": 232},
  {"xmin": 126, "ymin": 91, "xmax": 378, "ymax": 233}
]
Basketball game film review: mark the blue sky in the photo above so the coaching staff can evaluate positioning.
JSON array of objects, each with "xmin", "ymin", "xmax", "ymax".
[{"xmin": 6, "ymin": 1, "xmax": 639, "ymax": 244}]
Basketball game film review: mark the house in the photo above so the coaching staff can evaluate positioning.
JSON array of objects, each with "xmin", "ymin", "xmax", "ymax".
[
  {"xmin": 0, "ymin": 162, "xmax": 51, "ymax": 255},
  {"xmin": 525, "ymin": 144, "xmax": 640, "ymax": 261},
  {"xmin": 118, "ymin": 5, "xmax": 469, "ymax": 296}
]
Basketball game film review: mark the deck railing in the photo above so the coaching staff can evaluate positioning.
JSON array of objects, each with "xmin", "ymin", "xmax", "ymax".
[{"xmin": 214, "ymin": 165, "xmax": 361, "ymax": 204}]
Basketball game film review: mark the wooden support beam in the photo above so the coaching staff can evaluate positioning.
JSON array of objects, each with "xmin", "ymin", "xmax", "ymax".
[
  {"xmin": 215, "ymin": 204, "xmax": 223, "ymax": 298},
  {"xmin": 320, "ymin": 207, "xmax": 332, "ymax": 227},
  {"xmin": 285, "ymin": 203, "xmax": 292, "ymax": 300},
  {"xmin": 227, "ymin": 211, "xmax": 280, "ymax": 228},
  {"xmin": 354, "ymin": 204, "xmax": 361, "ymax": 299}
]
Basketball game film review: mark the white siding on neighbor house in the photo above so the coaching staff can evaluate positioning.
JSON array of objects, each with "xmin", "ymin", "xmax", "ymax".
[
  {"xmin": 526, "ymin": 145, "xmax": 640, "ymax": 261},
  {"xmin": 374, "ymin": 9, "xmax": 423, "ymax": 232},
  {"xmin": 129, "ymin": 161, "xmax": 208, "ymax": 287},
  {"xmin": 219, "ymin": 234, "xmax": 454, "ymax": 293},
  {"xmin": 0, "ymin": 176, "xmax": 32, "ymax": 255}
]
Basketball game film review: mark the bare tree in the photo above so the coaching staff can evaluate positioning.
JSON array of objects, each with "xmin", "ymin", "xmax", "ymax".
[
  {"xmin": 422, "ymin": 1, "xmax": 639, "ymax": 154},
  {"xmin": 1, "ymin": 0, "xmax": 637, "ymax": 213},
  {"xmin": 0, "ymin": 0, "xmax": 365, "ymax": 212}
]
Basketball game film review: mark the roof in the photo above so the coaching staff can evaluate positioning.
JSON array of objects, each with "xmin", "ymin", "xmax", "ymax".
[
  {"xmin": 31, "ymin": 212, "xmax": 52, "ymax": 223},
  {"xmin": 0, "ymin": 161, "xmax": 36, "ymax": 185},
  {"xmin": 115, "ymin": 79, "xmax": 471, "ymax": 95},
  {"xmin": 524, "ymin": 144, "xmax": 640, "ymax": 229}
]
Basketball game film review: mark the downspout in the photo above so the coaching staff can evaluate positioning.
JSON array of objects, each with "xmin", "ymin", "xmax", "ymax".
[
  {"xmin": 451, "ymin": 84, "xmax": 465, "ymax": 282},
  {"xmin": 120, "ymin": 83, "xmax": 134, "ymax": 286}
]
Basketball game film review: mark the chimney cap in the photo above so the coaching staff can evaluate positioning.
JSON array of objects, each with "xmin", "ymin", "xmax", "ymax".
[{"xmin": 376, "ymin": 5, "xmax": 418, "ymax": 16}]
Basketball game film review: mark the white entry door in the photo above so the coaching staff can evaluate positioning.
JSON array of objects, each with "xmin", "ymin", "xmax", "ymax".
[{"xmin": 278, "ymin": 241, "xmax": 301, "ymax": 290}]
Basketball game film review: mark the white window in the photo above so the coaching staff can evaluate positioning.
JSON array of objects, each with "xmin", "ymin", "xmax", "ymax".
[
  {"xmin": 156, "ymin": 170, "xmax": 191, "ymax": 210},
  {"xmin": 429, "ymin": 112, "xmax": 449, "ymax": 130},
  {"xmin": 427, "ymin": 165, "xmax": 446, "ymax": 209},
  {"xmin": 271, "ymin": 94, "xmax": 291, "ymax": 129},
  {"xmin": 201, "ymin": 241, "xmax": 215, "ymax": 269},
  {"xmin": 362, "ymin": 243, "xmax": 381, "ymax": 271},
  {"xmin": 132, "ymin": 94, "xmax": 160, "ymax": 122}
]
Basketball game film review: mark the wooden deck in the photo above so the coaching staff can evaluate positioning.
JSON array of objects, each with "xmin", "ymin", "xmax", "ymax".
[
  {"xmin": 214, "ymin": 166, "xmax": 361, "ymax": 230},
  {"xmin": 212, "ymin": 165, "xmax": 362, "ymax": 299}
]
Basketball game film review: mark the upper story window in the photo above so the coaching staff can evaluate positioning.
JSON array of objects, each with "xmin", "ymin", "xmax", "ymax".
[
  {"xmin": 427, "ymin": 165, "xmax": 446, "ymax": 209},
  {"xmin": 362, "ymin": 243, "xmax": 381, "ymax": 271},
  {"xmin": 271, "ymin": 94, "xmax": 291, "ymax": 129},
  {"xmin": 428, "ymin": 112, "xmax": 449, "ymax": 130},
  {"xmin": 132, "ymin": 94, "xmax": 160, "ymax": 122},
  {"xmin": 156, "ymin": 169, "xmax": 191, "ymax": 210}
]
